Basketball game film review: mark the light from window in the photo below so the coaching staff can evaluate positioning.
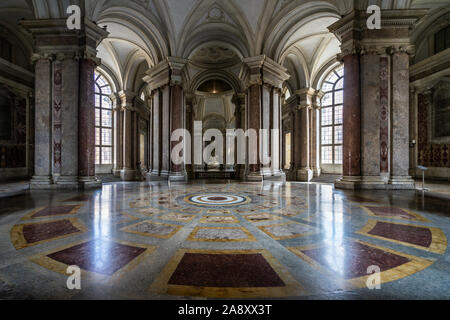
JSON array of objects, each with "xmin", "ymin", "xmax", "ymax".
[
  {"xmin": 285, "ymin": 89, "xmax": 291, "ymax": 100},
  {"xmin": 320, "ymin": 66, "xmax": 343, "ymax": 165},
  {"xmin": 94, "ymin": 71, "xmax": 113, "ymax": 165}
]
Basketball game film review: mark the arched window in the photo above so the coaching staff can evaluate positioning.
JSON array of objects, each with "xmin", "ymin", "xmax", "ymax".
[
  {"xmin": 320, "ymin": 66, "xmax": 343, "ymax": 165},
  {"xmin": 94, "ymin": 72, "xmax": 113, "ymax": 165}
]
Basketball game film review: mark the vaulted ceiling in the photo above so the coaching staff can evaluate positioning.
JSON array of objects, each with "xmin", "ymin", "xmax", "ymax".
[{"xmin": 1, "ymin": 0, "xmax": 450, "ymax": 93}]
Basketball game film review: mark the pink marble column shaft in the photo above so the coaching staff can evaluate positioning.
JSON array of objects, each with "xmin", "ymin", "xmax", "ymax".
[
  {"xmin": 170, "ymin": 85, "xmax": 183, "ymax": 173},
  {"xmin": 78, "ymin": 59, "xmax": 96, "ymax": 178},
  {"xmin": 343, "ymin": 54, "xmax": 361, "ymax": 177},
  {"xmin": 248, "ymin": 84, "xmax": 261, "ymax": 173}
]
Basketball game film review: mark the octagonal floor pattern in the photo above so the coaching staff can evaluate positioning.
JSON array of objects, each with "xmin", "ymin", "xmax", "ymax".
[{"xmin": 0, "ymin": 181, "xmax": 449, "ymax": 299}]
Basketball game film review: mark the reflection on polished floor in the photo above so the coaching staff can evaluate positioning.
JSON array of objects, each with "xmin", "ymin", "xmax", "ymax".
[{"xmin": 0, "ymin": 180, "xmax": 449, "ymax": 299}]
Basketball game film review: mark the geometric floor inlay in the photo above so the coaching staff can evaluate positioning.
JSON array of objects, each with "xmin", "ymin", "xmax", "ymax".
[
  {"xmin": 362, "ymin": 206, "xmax": 429, "ymax": 222},
  {"xmin": 151, "ymin": 249, "xmax": 307, "ymax": 298},
  {"xmin": 289, "ymin": 239, "xmax": 435, "ymax": 289},
  {"xmin": 168, "ymin": 253, "xmax": 285, "ymax": 287},
  {"xmin": 121, "ymin": 221, "xmax": 182, "ymax": 239},
  {"xmin": 4, "ymin": 181, "xmax": 449, "ymax": 299},
  {"xmin": 47, "ymin": 241, "xmax": 146, "ymax": 276},
  {"xmin": 22, "ymin": 205, "xmax": 81, "ymax": 220},
  {"xmin": 10, "ymin": 218, "xmax": 86, "ymax": 249},
  {"xmin": 245, "ymin": 213, "xmax": 281, "ymax": 223},
  {"xmin": 259, "ymin": 222, "xmax": 316, "ymax": 240},
  {"xmin": 187, "ymin": 227, "xmax": 255, "ymax": 242},
  {"xmin": 30, "ymin": 240, "xmax": 156, "ymax": 280},
  {"xmin": 184, "ymin": 194, "xmax": 251, "ymax": 207},
  {"xmin": 159, "ymin": 213, "xmax": 196, "ymax": 223},
  {"xmin": 358, "ymin": 220, "xmax": 447, "ymax": 254},
  {"xmin": 200, "ymin": 216, "xmax": 239, "ymax": 224}
]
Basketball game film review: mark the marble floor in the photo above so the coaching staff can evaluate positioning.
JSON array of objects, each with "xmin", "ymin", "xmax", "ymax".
[{"xmin": 0, "ymin": 180, "xmax": 449, "ymax": 300}]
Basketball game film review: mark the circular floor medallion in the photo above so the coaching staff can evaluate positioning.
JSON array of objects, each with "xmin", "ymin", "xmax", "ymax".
[{"xmin": 185, "ymin": 194, "xmax": 251, "ymax": 206}]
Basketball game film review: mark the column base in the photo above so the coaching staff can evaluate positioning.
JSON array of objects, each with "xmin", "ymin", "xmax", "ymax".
[
  {"xmin": 30, "ymin": 176, "xmax": 53, "ymax": 189},
  {"xmin": 120, "ymin": 169, "xmax": 137, "ymax": 181},
  {"xmin": 238, "ymin": 168, "xmax": 246, "ymax": 180},
  {"xmin": 245, "ymin": 171, "xmax": 263, "ymax": 182},
  {"xmin": 335, "ymin": 175, "xmax": 414, "ymax": 190},
  {"xmin": 79, "ymin": 176, "xmax": 102, "ymax": 189},
  {"xmin": 146, "ymin": 170, "xmax": 169, "ymax": 181},
  {"xmin": 335, "ymin": 176, "xmax": 363, "ymax": 190},
  {"xmin": 169, "ymin": 171, "xmax": 187, "ymax": 182},
  {"xmin": 312, "ymin": 167, "xmax": 321, "ymax": 178},
  {"xmin": 388, "ymin": 176, "xmax": 415, "ymax": 189},
  {"xmin": 112, "ymin": 168, "xmax": 122, "ymax": 177},
  {"xmin": 263, "ymin": 170, "xmax": 286, "ymax": 182},
  {"xmin": 296, "ymin": 168, "xmax": 313, "ymax": 182},
  {"xmin": 56, "ymin": 176, "xmax": 79, "ymax": 189}
]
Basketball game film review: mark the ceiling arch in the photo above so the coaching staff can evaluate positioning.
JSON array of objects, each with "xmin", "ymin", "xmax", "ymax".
[
  {"xmin": 190, "ymin": 69, "xmax": 243, "ymax": 94},
  {"xmin": 177, "ymin": 0, "xmax": 254, "ymax": 58}
]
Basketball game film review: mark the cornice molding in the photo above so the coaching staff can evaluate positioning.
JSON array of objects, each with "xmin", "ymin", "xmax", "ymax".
[
  {"xmin": 144, "ymin": 56, "xmax": 188, "ymax": 90},
  {"xmin": 240, "ymin": 55, "xmax": 290, "ymax": 89},
  {"xmin": 20, "ymin": 18, "xmax": 108, "ymax": 66},
  {"xmin": 329, "ymin": 9, "xmax": 428, "ymax": 59}
]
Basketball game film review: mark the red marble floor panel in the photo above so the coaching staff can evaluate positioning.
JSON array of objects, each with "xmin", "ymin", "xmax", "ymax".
[
  {"xmin": 27, "ymin": 205, "xmax": 80, "ymax": 218},
  {"xmin": 23, "ymin": 220, "xmax": 81, "ymax": 244},
  {"xmin": 168, "ymin": 253, "xmax": 286, "ymax": 287},
  {"xmin": 47, "ymin": 240, "xmax": 146, "ymax": 276},
  {"xmin": 368, "ymin": 221, "xmax": 432, "ymax": 248},
  {"xmin": 365, "ymin": 206, "xmax": 419, "ymax": 220},
  {"xmin": 301, "ymin": 241, "xmax": 411, "ymax": 279}
]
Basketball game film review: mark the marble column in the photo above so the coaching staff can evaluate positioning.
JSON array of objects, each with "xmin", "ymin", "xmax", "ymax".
[
  {"xmin": 120, "ymin": 91, "xmax": 137, "ymax": 181},
  {"xmin": 232, "ymin": 94, "xmax": 245, "ymax": 178},
  {"xmin": 169, "ymin": 84, "xmax": 187, "ymax": 181},
  {"xmin": 161, "ymin": 85, "xmax": 171, "ymax": 177},
  {"xmin": 144, "ymin": 57, "xmax": 187, "ymax": 181},
  {"xmin": 247, "ymin": 84, "xmax": 262, "ymax": 181},
  {"xmin": 359, "ymin": 52, "xmax": 385, "ymax": 186},
  {"xmin": 310, "ymin": 91, "xmax": 322, "ymax": 177},
  {"xmin": 389, "ymin": 50, "xmax": 414, "ymax": 188},
  {"xmin": 78, "ymin": 58, "xmax": 100, "ymax": 188},
  {"xmin": 270, "ymin": 88, "xmax": 284, "ymax": 180},
  {"xmin": 290, "ymin": 88, "xmax": 314, "ymax": 182},
  {"xmin": 185, "ymin": 98, "xmax": 194, "ymax": 179},
  {"xmin": 297, "ymin": 105, "xmax": 312, "ymax": 181},
  {"xmin": 149, "ymin": 88, "xmax": 163, "ymax": 179},
  {"xmin": 262, "ymin": 85, "xmax": 273, "ymax": 176},
  {"xmin": 112, "ymin": 94, "xmax": 123, "ymax": 177},
  {"xmin": 23, "ymin": 18, "xmax": 108, "ymax": 190},
  {"xmin": 293, "ymin": 107, "xmax": 302, "ymax": 179},
  {"xmin": 234, "ymin": 103, "xmax": 241, "ymax": 173},
  {"xmin": 31, "ymin": 57, "xmax": 53, "ymax": 187},
  {"xmin": 409, "ymin": 86, "xmax": 418, "ymax": 177},
  {"xmin": 240, "ymin": 56, "xmax": 289, "ymax": 182},
  {"xmin": 329, "ymin": 9, "xmax": 425, "ymax": 189},
  {"xmin": 343, "ymin": 54, "xmax": 361, "ymax": 181}
]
